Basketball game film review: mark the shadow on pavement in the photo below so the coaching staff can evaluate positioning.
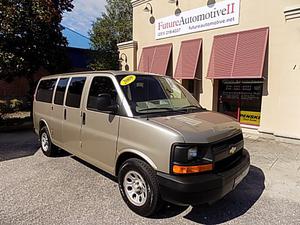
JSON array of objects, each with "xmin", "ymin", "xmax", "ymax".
[
  {"xmin": 71, "ymin": 156, "xmax": 191, "ymax": 218},
  {"xmin": 183, "ymin": 165, "xmax": 265, "ymax": 224},
  {"xmin": 71, "ymin": 156, "xmax": 118, "ymax": 182},
  {"xmin": 153, "ymin": 204, "xmax": 189, "ymax": 219},
  {"xmin": 0, "ymin": 130, "xmax": 40, "ymax": 162},
  {"xmin": 71, "ymin": 152, "xmax": 265, "ymax": 222},
  {"xmin": 152, "ymin": 165, "xmax": 265, "ymax": 220}
]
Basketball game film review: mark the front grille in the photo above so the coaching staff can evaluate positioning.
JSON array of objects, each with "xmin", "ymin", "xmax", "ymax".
[
  {"xmin": 212, "ymin": 133, "xmax": 243, "ymax": 155},
  {"xmin": 214, "ymin": 150, "xmax": 243, "ymax": 172},
  {"xmin": 211, "ymin": 133, "xmax": 244, "ymax": 172}
]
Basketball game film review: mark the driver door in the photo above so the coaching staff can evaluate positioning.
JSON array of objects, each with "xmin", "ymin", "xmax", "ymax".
[{"xmin": 80, "ymin": 76, "xmax": 120, "ymax": 174}]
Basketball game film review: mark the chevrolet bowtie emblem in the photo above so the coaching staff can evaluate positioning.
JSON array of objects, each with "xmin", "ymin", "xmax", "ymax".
[{"xmin": 229, "ymin": 146, "xmax": 237, "ymax": 155}]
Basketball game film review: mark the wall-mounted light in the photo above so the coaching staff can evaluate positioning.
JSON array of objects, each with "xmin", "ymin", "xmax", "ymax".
[
  {"xmin": 168, "ymin": 0, "xmax": 181, "ymax": 16},
  {"xmin": 168, "ymin": 0, "xmax": 179, "ymax": 7},
  {"xmin": 143, "ymin": 2, "xmax": 153, "ymax": 14},
  {"xmin": 207, "ymin": 0, "xmax": 216, "ymax": 8},
  {"xmin": 119, "ymin": 53, "xmax": 128, "ymax": 64},
  {"xmin": 119, "ymin": 53, "xmax": 129, "ymax": 71},
  {"xmin": 143, "ymin": 3, "xmax": 155, "ymax": 24}
]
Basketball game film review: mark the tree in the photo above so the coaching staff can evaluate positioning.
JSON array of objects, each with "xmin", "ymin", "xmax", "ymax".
[
  {"xmin": 89, "ymin": 0, "xmax": 132, "ymax": 70},
  {"xmin": 0, "ymin": 0, "xmax": 73, "ymax": 89}
]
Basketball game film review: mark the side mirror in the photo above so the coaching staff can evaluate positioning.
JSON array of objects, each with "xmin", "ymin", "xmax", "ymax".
[{"xmin": 96, "ymin": 94, "xmax": 118, "ymax": 114}]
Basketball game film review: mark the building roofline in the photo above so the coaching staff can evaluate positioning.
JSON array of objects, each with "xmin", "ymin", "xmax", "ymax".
[
  {"xmin": 117, "ymin": 40, "xmax": 137, "ymax": 50},
  {"xmin": 131, "ymin": 0, "xmax": 152, "ymax": 8}
]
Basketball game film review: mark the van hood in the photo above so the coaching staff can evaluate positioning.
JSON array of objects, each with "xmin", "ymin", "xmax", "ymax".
[{"xmin": 149, "ymin": 111, "xmax": 241, "ymax": 143}]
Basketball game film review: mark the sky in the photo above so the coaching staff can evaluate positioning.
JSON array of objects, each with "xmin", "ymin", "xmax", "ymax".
[{"xmin": 61, "ymin": 0, "xmax": 107, "ymax": 49}]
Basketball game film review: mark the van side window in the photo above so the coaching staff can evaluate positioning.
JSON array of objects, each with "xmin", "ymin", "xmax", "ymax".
[
  {"xmin": 36, "ymin": 79, "xmax": 57, "ymax": 103},
  {"xmin": 66, "ymin": 77, "xmax": 86, "ymax": 108},
  {"xmin": 87, "ymin": 77, "xmax": 117, "ymax": 111},
  {"xmin": 54, "ymin": 78, "xmax": 69, "ymax": 105}
]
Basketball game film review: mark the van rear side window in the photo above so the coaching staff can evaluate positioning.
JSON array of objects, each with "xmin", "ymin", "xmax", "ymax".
[
  {"xmin": 36, "ymin": 79, "xmax": 57, "ymax": 103},
  {"xmin": 66, "ymin": 77, "xmax": 86, "ymax": 108},
  {"xmin": 54, "ymin": 78, "xmax": 69, "ymax": 105},
  {"xmin": 87, "ymin": 77, "xmax": 117, "ymax": 111}
]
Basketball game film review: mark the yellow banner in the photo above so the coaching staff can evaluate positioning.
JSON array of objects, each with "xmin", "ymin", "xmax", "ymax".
[{"xmin": 240, "ymin": 111, "xmax": 261, "ymax": 126}]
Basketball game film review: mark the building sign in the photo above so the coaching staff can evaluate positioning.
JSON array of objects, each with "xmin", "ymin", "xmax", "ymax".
[
  {"xmin": 155, "ymin": 0, "xmax": 240, "ymax": 40},
  {"xmin": 240, "ymin": 111, "xmax": 261, "ymax": 126}
]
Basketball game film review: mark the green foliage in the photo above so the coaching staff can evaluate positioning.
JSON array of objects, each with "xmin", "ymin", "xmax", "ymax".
[
  {"xmin": 9, "ymin": 98, "xmax": 23, "ymax": 110},
  {"xmin": 89, "ymin": 0, "xmax": 132, "ymax": 70},
  {"xmin": 0, "ymin": 100, "xmax": 9, "ymax": 114},
  {"xmin": 0, "ymin": 98, "xmax": 25, "ymax": 114},
  {"xmin": 0, "ymin": 0, "xmax": 73, "ymax": 82}
]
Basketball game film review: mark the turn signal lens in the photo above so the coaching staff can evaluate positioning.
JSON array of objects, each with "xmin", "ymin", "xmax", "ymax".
[{"xmin": 173, "ymin": 164, "xmax": 213, "ymax": 174}]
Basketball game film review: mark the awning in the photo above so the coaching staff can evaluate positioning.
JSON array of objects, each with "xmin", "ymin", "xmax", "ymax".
[
  {"xmin": 207, "ymin": 27, "xmax": 269, "ymax": 79},
  {"xmin": 138, "ymin": 43, "xmax": 172, "ymax": 75},
  {"xmin": 138, "ymin": 47, "xmax": 155, "ymax": 72},
  {"xmin": 174, "ymin": 39, "xmax": 202, "ymax": 79}
]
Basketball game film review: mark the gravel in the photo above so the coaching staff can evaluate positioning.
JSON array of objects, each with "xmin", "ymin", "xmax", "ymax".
[{"xmin": 0, "ymin": 131, "xmax": 299, "ymax": 225}]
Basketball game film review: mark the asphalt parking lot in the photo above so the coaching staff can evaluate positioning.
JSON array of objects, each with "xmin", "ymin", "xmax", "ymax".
[{"xmin": 0, "ymin": 130, "xmax": 300, "ymax": 225}]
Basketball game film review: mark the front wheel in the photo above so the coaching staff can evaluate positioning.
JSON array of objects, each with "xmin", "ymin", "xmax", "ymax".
[
  {"xmin": 118, "ymin": 158, "xmax": 162, "ymax": 217},
  {"xmin": 40, "ymin": 127, "xmax": 58, "ymax": 157}
]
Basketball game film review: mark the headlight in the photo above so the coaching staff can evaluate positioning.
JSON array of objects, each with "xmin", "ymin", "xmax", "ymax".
[
  {"xmin": 171, "ymin": 144, "xmax": 213, "ymax": 174},
  {"xmin": 172, "ymin": 145, "xmax": 207, "ymax": 163},
  {"xmin": 187, "ymin": 146, "xmax": 198, "ymax": 161}
]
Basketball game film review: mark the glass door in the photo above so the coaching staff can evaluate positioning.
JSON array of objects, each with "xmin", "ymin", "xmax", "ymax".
[{"xmin": 218, "ymin": 79, "xmax": 263, "ymax": 126}]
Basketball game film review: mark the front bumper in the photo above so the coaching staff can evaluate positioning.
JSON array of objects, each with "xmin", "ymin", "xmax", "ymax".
[{"xmin": 157, "ymin": 149, "xmax": 250, "ymax": 205}]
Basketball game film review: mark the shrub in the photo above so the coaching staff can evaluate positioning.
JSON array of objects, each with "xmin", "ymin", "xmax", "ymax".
[
  {"xmin": 0, "ymin": 100, "xmax": 10, "ymax": 114},
  {"xmin": 9, "ymin": 99, "xmax": 23, "ymax": 112},
  {"xmin": 0, "ymin": 98, "xmax": 25, "ymax": 114}
]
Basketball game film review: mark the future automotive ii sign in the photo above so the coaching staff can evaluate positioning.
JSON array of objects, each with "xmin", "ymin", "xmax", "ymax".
[{"xmin": 155, "ymin": 0, "xmax": 240, "ymax": 40}]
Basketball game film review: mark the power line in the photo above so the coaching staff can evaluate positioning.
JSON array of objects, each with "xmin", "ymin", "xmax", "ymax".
[{"xmin": 60, "ymin": 24, "xmax": 90, "ymax": 40}]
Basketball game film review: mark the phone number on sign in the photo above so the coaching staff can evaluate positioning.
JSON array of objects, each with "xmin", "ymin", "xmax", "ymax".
[{"xmin": 157, "ymin": 28, "xmax": 181, "ymax": 37}]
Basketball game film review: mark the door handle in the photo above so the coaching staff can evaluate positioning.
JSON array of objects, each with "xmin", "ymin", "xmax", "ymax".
[
  {"xmin": 82, "ymin": 112, "xmax": 86, "ymax": 125},
  {"xmin": 64, "ymin": 108, "xmax": 67, "ymax": 120}
]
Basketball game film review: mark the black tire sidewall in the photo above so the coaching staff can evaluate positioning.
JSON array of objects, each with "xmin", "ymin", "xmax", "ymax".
[{"xmin": 118, "ymin": 159, "xmax": 160, "ymax": 217}]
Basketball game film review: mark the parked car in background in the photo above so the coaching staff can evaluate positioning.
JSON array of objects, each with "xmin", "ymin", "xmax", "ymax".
[{"xmin": 33, "ymin": 71, "xmax": 250, "ymax": 217}]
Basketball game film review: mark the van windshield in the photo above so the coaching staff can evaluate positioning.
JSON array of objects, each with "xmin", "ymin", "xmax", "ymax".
[{"xmin": 116, "ymin": 75, "xmax": 203, "ymax": 116}]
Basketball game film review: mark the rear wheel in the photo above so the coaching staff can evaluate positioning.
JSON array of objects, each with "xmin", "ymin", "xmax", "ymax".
[
  {"xmin": 118, "ymin": 158, "xmax": 162, "ymax": 217},
  {"xmin": 40, "ymin": 127, "xmax": 58, "ymax": 157}
]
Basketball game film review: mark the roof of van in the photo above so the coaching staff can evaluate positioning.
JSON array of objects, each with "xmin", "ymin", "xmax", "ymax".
[{"xmin": 41, "ymin": 71, "xmax": 161, "ymax": 79}]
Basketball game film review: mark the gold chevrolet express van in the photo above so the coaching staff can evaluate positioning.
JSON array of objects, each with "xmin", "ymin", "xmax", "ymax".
[{"xmin": 33, "ymin": 71, "xmax": 250, "ymax": 217}]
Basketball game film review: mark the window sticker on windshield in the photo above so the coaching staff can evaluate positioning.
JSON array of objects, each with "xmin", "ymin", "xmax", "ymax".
[
  {"xmin": 120, "ymin": 75, "xmax": 136, "ymax": 86},
  {"xmin": 160, "ymin": 100, "xmax": 169, "ymax": 105}
]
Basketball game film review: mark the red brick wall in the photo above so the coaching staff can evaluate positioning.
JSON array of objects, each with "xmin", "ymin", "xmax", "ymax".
[
  {"xmin": 0, "ymin": 77, "xmax": 29, "ymax": 97},
  {"xmin": 0, "ymin": 68, "xmax": 49, "ymax": 98}
]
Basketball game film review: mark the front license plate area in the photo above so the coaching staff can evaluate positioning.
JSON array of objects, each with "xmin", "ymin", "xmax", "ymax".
[{"xmin": 233, "ymin": 166, "xmax": 249, "ymax": 188}]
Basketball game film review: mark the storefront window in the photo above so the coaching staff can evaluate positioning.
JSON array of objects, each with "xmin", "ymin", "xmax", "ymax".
[
  {"xmin": 218, "ymin": 79, "xmax": 263, "ymax": 126},
  {"xmin": 182, "ymin": 79, "xmax": 200, "ymax": 101}
]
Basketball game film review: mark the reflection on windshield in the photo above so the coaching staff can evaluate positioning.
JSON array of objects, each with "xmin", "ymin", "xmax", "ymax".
[{"xmin": 117, "ymin": 75, "xmax": 202, "ymax": 115}]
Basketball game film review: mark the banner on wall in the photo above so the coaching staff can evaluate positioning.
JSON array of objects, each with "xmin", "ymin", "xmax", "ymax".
[
  {"xmin": 240, "ymin": 111, "xmax": 261, "ymax": 126},
  {"xmin": 155, "ymin": 0, "xmax": 240, "ymax": 40}
]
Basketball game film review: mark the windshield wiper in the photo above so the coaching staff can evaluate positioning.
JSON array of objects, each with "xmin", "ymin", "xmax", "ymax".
[
  {"xmin": 138, "ymin": 107, "xmax": 174, "ymax": 112},
  {"xmin": 176, "ymin": 105, "xmax": 202, "ymax": 112}
]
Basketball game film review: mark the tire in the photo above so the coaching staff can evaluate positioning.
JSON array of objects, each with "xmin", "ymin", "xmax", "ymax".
[
  {"xmin": 118, "ymin": 158, "xmax": 162, "ymax": 217},
  {"xmin": 40, "ymin": 126, "xmax": 58, "ymax": 157}
]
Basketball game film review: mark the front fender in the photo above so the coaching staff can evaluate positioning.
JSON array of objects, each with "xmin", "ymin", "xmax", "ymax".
[
  {"xmin": 115, "ymin": 148, "xmax": 158, "ymax": 175},
  {"xmin": 39, "ymin": 119, "xmax": 53, "ymax": 141}
]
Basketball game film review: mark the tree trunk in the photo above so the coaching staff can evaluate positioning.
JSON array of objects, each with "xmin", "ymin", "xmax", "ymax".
[{"xmin": 27, "ymin": 76, "xmax": 36, "ymax": 120}]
